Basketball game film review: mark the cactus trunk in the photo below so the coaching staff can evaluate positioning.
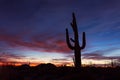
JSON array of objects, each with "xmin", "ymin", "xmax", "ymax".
[
  {"xmin": 66, "ymin": 13, "xmax": 86, "ymax": 68},
  {"xmin": 74, "ymin": 48, "xmax": 81, "ymax": 68}
]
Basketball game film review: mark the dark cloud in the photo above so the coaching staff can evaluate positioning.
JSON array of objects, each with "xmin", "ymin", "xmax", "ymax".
[
  {"xmin": 0, "ymin": 52, "xmax": 25, "ymax": 62},
  {"xmin": 83, "ymin": 53, "xmax": 107, "ymax": 60},
  {"xmin": 51, "ymin": 58, "xmax": 72, "ymax": 65},
  {"xmin": 82, "ymin": 53, "xmax": 120, "ymax": 61},
  {"xmin": 52, "ymin": 58, "xmax": 69, "ymax": 61},
  {"xmin": 0, "ymin": 33, "xmax": 71, "ymax": 53}
]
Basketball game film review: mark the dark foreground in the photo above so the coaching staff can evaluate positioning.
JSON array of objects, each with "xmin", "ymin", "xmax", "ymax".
[{"xmin": 0, "ymin": 64, "xmax": 120, "ymax": 80}]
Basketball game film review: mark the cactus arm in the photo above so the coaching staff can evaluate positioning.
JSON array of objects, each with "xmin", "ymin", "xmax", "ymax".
[
  {"xmin": 71, "ymin": 13, "xmax": 79, "ymax": 45},
  {"xmin": 73, "ymin": 57, "xmax": 75, "ymax": 65},
  {"xmin": 71, "ymin": 13, "xmax": 77, "ymax": 32},
  {"xmin": 71, "ymin": 22, "xmax": 76, "ymax": 32},
  {"xmin": 70, "ymin": 38, "xmax": 75, "ymax": 42},
  {"xmin": 80, "ymin": 32, "xmax": 86, "ymax": 49},
  {"xmin": 66, "ymin": 28, "xmax": 74, "ymax": 50}
]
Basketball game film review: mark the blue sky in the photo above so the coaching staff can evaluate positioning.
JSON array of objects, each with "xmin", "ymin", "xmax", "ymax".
[{"xmin": 0, "ymin": 0, "xmax": 120, "ymax": 65}]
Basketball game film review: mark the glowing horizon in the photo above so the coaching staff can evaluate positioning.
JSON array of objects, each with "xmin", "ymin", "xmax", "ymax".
[{"xmin": 0, "ymin": 50, "xmax": 115, "ymax": 67}]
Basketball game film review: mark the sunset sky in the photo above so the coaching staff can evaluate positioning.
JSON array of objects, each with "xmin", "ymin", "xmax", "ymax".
[{"xmin": 0, "ymin": 0, "xmax": 120, "ymax": 66}]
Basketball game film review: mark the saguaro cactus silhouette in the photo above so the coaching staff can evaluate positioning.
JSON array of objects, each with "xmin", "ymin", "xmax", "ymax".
[{"xmin": 66, "ymin": 13, "xmax": 86, "ymax": 68}]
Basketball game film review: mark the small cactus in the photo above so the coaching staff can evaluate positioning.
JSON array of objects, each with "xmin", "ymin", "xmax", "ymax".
[{"xmin": 66, "ymin": 13, "xmax": 86, "ymax": 68}]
